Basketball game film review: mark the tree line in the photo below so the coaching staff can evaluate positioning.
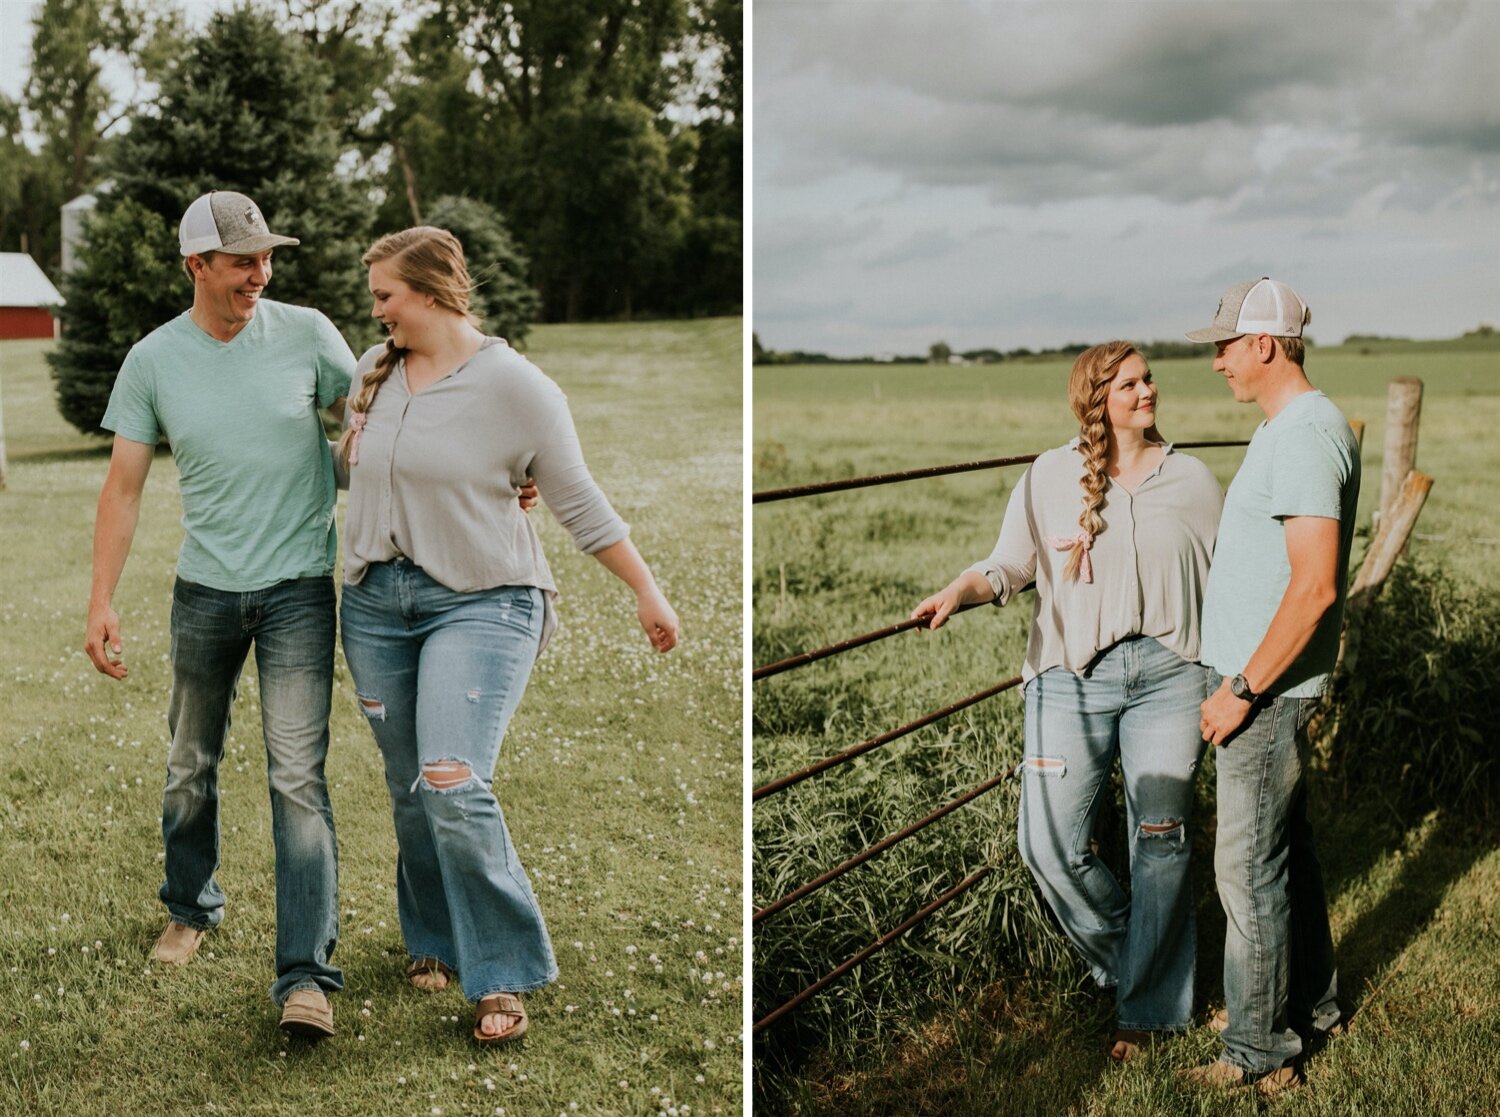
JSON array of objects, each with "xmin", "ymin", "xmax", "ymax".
[
  {"xmin": 1, "ymin": 0, "xmax": 740, "ymax": 433},
  {"xmin": 752, "ymin": 334, "xmax": 1238, "ymax": 367}
]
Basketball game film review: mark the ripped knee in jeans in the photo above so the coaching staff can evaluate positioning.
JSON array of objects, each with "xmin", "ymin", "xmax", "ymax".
[
  {"xmin": 1137, "ymin": 817, "xmax": 1186, "ymax": 848},
  {"xmin": 413, "ymin": 758, "xmax": 477, "ymax": 794},
  {"xmin": 356, "ymin": 693, "xmax": 386, "ymax": 721}
]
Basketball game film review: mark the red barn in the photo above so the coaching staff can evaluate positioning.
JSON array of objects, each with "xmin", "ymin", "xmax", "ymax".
[{"xmin": 0, "ymin": 253, "xmax": 65, "ymax": 340}]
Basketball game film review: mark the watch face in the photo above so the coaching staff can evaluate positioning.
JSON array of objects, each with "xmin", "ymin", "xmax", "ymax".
[{"xmin": 1231, "ymin": 675, "xmax": 1251, "ymax": 699}]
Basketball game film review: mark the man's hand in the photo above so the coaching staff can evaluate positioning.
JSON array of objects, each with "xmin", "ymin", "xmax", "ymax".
[
  {"xmin": 518, "ymin": 477, "xmax": 539, "ymax": 511},
  {"xmin": 1200, "ymin": 678, "xmax": 1251, "ymax": 746},
  {"xmin": 86, "ymin": 603, "xmax": 128, "ymax": 679}
]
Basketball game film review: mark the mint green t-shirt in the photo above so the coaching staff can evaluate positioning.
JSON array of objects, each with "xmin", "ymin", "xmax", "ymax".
[
  {"xmin": 102, "ymin": 299, "xmax": 355, "ymax": 592},
  {"xmin": 1200, "ymin": 390, "xmax": 1361, "ymax": 698}
]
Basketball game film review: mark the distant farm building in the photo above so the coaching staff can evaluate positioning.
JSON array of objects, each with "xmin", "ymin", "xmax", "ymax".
[{"xmin": 0, "ymin": 254, "xmax": 65, "ymax": 340}]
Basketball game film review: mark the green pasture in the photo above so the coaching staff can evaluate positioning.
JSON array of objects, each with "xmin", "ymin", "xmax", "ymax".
[
  {"xmin": 751, "ymin": 343, "xmax": 1500, "ymax": 1114},
  {"xmin": 0, "ymin": 319, "xmax": 743, "ymax": 1117},
  {"xmin": 754, "ymin": 344, "xmax": 1500, "ymax": 586}
]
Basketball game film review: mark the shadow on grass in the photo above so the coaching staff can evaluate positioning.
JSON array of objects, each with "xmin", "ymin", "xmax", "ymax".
[
  {"xmin": 758, "ymin": 978, "xmax": 1116, "ymax": 1117},
  {"xmin": 1322, "ymin": 806, "xmax": 1486, "ymax": 1035}
]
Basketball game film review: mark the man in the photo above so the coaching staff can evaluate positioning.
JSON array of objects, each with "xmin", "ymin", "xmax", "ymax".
[
  {"xmin": 86, "ymin": 190, "xmax": 353, "ymax": 1039},
  {"xmin": 1181, "ymin": 278, "xmax": 1359, "ymax": 1095}
]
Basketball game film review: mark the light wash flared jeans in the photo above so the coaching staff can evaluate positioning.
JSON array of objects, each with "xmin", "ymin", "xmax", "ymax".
[
  {"xmin": 1017, "ymin": 636, "xmax": 1208, "ymax": 1031},
  {"xmin": 340, "ymin": 559, "xmax": 558, "ymax": 1002}
]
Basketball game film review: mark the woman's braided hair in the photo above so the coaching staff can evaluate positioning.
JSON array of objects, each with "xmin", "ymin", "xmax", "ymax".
[
  {"xmin": 1060, "ymin": 340, "xmax": 1141, "ymax": 581},
  {"xmin": 336, "ymin": 226, "xmax": 480, "ymax": 468}
]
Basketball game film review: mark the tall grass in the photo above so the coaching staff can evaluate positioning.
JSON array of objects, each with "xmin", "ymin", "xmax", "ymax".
[{"xmin": 1316, "ymin": 562, "xmax": 1500, "ymax": 822}]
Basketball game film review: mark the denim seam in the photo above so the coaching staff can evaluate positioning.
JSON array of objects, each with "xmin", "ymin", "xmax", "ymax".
[{"xmin": 469, "ymin": 965, "xmax": 560, "ymax": 1000}]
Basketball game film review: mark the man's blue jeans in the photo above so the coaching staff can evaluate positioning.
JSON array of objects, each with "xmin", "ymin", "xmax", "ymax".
[
  {"xmin": 1213, "ymin": 689, "xmax": 1339, "ymax": 1075},
  {"xmin": 1017, "ymin": 637, "xmax": 1208, "ymax": 1031},
  {"xmin": 340, "ymin": 561, "xmax": 558, "ymax": 1002},
  {"xmin": 163, "ymin": 576, "xmax": 342, "ymax": 1005}
]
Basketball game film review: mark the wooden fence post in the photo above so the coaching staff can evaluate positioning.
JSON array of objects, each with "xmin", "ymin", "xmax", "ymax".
[
  {"xmin": 1376, "ymin": 378, "xmax": 1422, "ymax": 528},
  {"xmin": 1340, "ymin": 470, "xmax": 1435, "ymax": 675}
]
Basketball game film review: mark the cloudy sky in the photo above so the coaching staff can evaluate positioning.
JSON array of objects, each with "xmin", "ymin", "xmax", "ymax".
[{"xmin": 754, "ymin": 0, "xmax": 1500, "ymax": 356}]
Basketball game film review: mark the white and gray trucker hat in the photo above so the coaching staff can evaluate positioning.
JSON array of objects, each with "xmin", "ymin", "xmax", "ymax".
[{"xmin": 179, "ymin": 190, "xmax": 299, "ymax": 257}]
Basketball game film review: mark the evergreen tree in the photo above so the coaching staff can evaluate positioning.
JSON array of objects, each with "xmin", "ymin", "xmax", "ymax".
[
  {"xmin": 50, "ymin": 4, "xmax": 372, "ymax": 434},
  {"xmin": 421, "ymin": 195, "xmax": 539, "ymax": 345},
  {"xmin": 49, "ymin": 199, "xmax": 181, "ymax": 432}
]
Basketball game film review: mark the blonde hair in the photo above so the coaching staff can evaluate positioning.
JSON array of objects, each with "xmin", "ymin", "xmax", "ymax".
[
  {"xmin": 1060, "ymin": 340, "xmax": 1148, "ymax": 581},
  {"xmin": 337, "ymin": 226, "xmax": 479, "ymax": 467}
]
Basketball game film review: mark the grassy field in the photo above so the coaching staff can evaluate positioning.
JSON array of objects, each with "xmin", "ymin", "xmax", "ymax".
[
  {"xmin": 751, "ymin": 342, "xmax": 1500, "ymax": 1115},
  {"xmin": 0, "ymin": 319, "xmax": 742, "ymax": 1117}
]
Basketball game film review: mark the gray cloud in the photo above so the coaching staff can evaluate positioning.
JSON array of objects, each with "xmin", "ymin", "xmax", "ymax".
[
  {"xmin": 758, "ymin": 0, "xmax": 1500, "ymax": 212},
  {"xmin": 754, "ymin": 0, "xmax": 1500, "ymax": 352}
]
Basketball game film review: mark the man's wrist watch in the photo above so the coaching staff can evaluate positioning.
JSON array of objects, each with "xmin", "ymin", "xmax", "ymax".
[{"xmin": 1229, "ymin": 673, "xmax": 1259, "ymax": 703}]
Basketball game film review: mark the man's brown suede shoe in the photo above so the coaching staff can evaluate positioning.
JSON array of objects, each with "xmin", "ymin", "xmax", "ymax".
[
  {"xmin": 150, "ymin": 921, "xmax": 206, "ymax": 965},
  {"xmin": 1178, "ymin": 1059, "xmax": 1303, "ymax": 1097},
  {"xmin": 279, "ymin": 988, "xmax": 335, "ymax": 1039}
]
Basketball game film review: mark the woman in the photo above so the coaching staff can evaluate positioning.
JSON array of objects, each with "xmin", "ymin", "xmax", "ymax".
[
  {"xmin": 912, "ymin": 341, "xmax": 1222, "ymax": 1060},
  {"xmin": 337, "ymin": 226, "xmax": 679, "ymax": 1044}
]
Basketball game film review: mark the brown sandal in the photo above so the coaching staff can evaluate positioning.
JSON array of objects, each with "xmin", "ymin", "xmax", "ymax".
[
  {"xmin": 406, "ymin": 956, "xmax": 456, "ymax": 991},
  {"xmin": 473, "ymin": 992, "xmax": 527, "ymax": 1044}
]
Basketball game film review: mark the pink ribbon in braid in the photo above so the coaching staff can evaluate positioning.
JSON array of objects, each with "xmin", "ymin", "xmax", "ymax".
[
  {"xmin": 1044, "ymin": 532, "xmax": 1094, "ymax": 583},
  {"xmin": 347, "ymin": 410, "xmax": 367, "ymax": 466}
]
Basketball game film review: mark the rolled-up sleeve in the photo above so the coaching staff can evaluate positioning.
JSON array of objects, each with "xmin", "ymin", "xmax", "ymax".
[{"xmin": 964, "ymin": 471, "xmax": 1037, "ymax": 605}]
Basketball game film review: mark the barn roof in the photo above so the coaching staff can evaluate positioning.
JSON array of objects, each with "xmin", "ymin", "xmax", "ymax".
[{"xmin": 0, "ymin": 253, "xmax": 65, "ymax": 308}]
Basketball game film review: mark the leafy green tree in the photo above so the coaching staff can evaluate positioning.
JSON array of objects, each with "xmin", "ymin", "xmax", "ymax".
[
  {"xmin": 422, "ymin": 194, "xmax": 539, "ymax": 344},
  {"xmin": 49, "ymin": 4, "xmax": 374, "ymax": 434},
  {"xmin": 522, "ymin": 99, "xmax": 687, "ymax": 320},
  {"xmin": 371, "ymin": 0, "xmax": 738, "ymax": 322},
  {"xmin": 271, "ymin": 0, "xmax": 399, "ymax": 148},
  {"xmin": 0, "ymin": 96, "xmax": 62, "ymax": 262},
  {"xmin": 12, "ymin": 0, "xmax": 183, "ymax": 271}
]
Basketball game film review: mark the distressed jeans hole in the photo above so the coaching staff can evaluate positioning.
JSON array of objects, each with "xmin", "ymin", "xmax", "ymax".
[
  {"xmin": 419, "ymin": 760, "xmax": 474, "ymax": 792},
  {"xmin": 1139, "ymin": 818, "xmax": 1185, "ymax": 842}
]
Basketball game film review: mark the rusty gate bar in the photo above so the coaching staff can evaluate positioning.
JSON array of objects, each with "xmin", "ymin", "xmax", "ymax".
[
  {"xmin": 752, "ymin": 866, "xmax": 995, "ymax": 1035},
  {"xmin": 752, "ymin": 602, "xmax": 981, "ymax": 681},
  {"xmin": 754, "ymin": 770, "xmax": 1015, "ymax": 926},
  {"xmin": 752, "ymin": 440, "xmax": 1249, "ymax": 503},
  {"xmin": 754, "ymin": 453, "xmax": 1041, "ymax": 503},
  {"xmin": 753, "ymin": 588, "xmax": 1035, "ymax": 681},
  {"xmin": 752, "ymin": 676, "xmax": 1023, "ymax": 801}
]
